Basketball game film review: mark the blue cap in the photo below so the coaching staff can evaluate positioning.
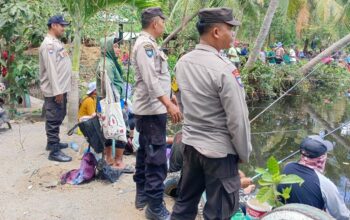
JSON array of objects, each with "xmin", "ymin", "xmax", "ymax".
[
  {"xmin": 300, "ymin": 135, "xmax": 333, "ymax": 158},
  {"xmin": 47, "ymin": 15, "xmax": 70, "ymax": 26}
]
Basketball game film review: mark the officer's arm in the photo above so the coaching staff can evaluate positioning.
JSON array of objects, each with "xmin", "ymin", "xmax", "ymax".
[
  {"xmin": 42, "ymin": 44, "xmax": 62, "ymax": 96},
  {"xmin": 218, "ymin": 66, "xmax": 252, "ymax": 163},
  {"xmin": 136, "ymin": 43, "xmax": 166, "ymax": 99}
]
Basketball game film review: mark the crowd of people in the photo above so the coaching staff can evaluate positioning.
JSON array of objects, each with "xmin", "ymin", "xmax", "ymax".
[
  {"xmin": 225, "ymin": 40, "xmax": 350, "ymax": 70},
  {"xmin": 38, "ymin": 7, "xmax": 350, "ymax": 220}
]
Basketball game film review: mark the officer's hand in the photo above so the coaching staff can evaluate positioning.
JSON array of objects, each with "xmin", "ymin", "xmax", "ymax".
[
  {"xmin": 167, "ymin": 103, "xmax": 182, "ymax": 124},
  {"xmin": 171, "ymin": 95, "xmax": 178, "ymax": 106},
  {"xmin": 55, "ymin": 94, "xmax": 64, "ymax": 104}
]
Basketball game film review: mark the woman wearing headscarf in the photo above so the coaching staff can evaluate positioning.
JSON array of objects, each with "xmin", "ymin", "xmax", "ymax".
[{"xmin": 96, "ymin": 36, "xmax": 133, "ymax": 173}]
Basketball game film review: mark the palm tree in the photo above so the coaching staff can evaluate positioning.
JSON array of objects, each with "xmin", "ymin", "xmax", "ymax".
[
  {"xmin": 163, "ymin": 0, "xmax": 264, "ymax": 46},
  {"xmin": 59, "ymin": 0, "xmax": 159, "ymax": 129},
  {"xmin": 244, "ymin": 0, "xmax": 279, "ymax": 72}
]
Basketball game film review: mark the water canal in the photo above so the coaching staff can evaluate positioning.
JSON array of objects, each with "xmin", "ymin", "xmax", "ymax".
[
  {"xmin": 246, "ymin": 95, "xmax": 350, "ymax": 208},
  {"xmin": 168, "ymin": 94, "xmax": 350, "ymax": 208}
]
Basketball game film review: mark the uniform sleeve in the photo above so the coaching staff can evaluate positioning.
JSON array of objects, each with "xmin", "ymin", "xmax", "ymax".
[
  {"xmin": 42, "ymin": 44, "xmax": 62, "ymax": 96},
  {"xmin": 317, "ymin": 172, "xmax": 350, "ymax": 220},
  {"xmin": 135, "ymin": 43, "xmax": 165, "ymax": 99},
  {"xmin": 218, "ymin": 66, "xmax": 252, "ymax": 162}
]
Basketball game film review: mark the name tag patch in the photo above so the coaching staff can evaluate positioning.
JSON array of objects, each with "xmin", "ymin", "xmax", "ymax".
[{"xmin": 232, "ymin": 69, "xmax": 244, "ymax": 87}]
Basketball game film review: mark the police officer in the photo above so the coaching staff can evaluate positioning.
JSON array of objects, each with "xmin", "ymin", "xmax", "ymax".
[
  {"xmin": 132, "ymin": 7, "xmax": 181, "ymax": 220},
  {"xmin": 39, "ymin": 15, "xmax": 72, "ymax": 162},
  {"xmin": 171, "ymin": 8, "xmax": 252, "ymax": 220}
]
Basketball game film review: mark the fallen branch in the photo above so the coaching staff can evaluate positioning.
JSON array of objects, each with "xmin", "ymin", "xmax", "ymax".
[{"xmin": 162, "ymin": 12, "xmax": 198, "ymax": 47}]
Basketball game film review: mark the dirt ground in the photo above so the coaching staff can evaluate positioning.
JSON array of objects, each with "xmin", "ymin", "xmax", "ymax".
[{"xmin": 0, "ymin": 120, "xmax": 176, "ymax": 220}]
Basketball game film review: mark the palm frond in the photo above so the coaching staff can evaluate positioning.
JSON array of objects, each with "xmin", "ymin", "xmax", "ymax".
[{"xmin": 60, "ymin": 0, "xmax": 160, "ymax": 23}]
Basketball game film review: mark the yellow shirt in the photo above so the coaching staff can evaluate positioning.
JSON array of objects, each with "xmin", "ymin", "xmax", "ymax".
[{"xmin": 78, "ymin": 96, "xmax": 97, "ymax": 119}]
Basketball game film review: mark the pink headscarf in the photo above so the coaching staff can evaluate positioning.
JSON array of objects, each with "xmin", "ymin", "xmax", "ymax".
[{"xmin": 299, "ymin": 151, "xmax": 327, "ymax": 173}]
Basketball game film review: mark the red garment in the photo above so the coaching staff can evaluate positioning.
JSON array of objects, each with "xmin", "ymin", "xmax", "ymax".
[
  {"xmin": 0, "ymin": 51, "xmax": 14, "ymax": 77},
  {"xmin": 121, "ymin": 53, "xmax": 129, "ymax": 62},
  {"xmin": 299, "ymin": 152, "xmax": 327, "ymax": 173},
  {"xmin": 321, "ymin": 57, "xmax": 333, "ymax": 64}
]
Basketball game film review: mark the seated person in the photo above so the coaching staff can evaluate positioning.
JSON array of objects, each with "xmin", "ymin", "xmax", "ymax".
[
  {"xmin": 278, "ymin": 135, "xmax": 350, "ymax": 220},
  {"xmin": 78, "ymin": 82, "xmax": 97, "ymax": 121}
]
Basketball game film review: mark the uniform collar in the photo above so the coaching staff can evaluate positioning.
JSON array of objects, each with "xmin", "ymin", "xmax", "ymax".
[
  {"xmin": 46, "ymin": 33, "xmax": 58, "ymax": 41},
  {"xmin": 195, "ymin": 44, "xmax": 219, "ymax": 54},
  {"xmin": 140, "ymin": 31, "xmax": 156, "ymax": 42}
]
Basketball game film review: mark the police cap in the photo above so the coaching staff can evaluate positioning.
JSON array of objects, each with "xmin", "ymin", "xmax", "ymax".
[
  {"xmin": 47, "ymin": 15, "xmax": 70, "ymax": 26},
  {"xmin": 141, "ymin": 7, "xmax": 166, "ymax": 20},
  {"xmin": 198, "ymin": 7, "xmax": 240, "ymax": 26}
]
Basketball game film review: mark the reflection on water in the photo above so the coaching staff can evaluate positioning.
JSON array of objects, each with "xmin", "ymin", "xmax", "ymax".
[{"xmin": 243, "ymin": 96, "xmax": 350, "ymax": 207}]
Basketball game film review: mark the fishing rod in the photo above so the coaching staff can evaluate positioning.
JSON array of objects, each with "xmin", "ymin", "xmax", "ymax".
[
  {"xmin": 251, "ymin": 119, "xmax": 350, "ymax": 181},
  {"xmin": 249, "ymin": 51, "xmax": 341, "ymax": 124},
  {"xmin": 249, "ymin": 62, "xmax": 323, "ymax": 123},
  {"xmin": 251, "ymin": 129, "xmax": 301, "ymax": 135}
]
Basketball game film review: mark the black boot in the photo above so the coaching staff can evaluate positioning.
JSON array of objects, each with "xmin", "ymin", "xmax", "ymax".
[
  {"xmin": 135, "ymin": 185, "xmax": 148, "ymax": 209},
  {"xmin": 48, "ymin": 144, "xmax": 72, "ymax": 162},
  {"xmin": 58, "ymin": 142, "xmax": 68, "ymax": 149},
  {"xmin": 145, "ymin": 199, "xmax": 170, "ymax": 220},
  {"xmin": 46, "ymin": 142, "xmax": 68, "ymax": 151}
]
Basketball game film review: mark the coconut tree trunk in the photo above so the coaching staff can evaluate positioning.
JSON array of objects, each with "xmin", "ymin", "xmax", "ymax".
[
  {"xmin": 244, "ymin": 0, "xmax": 279, "ymax": 72},
  {"xmin": 300, "ymin": 33, "xmax": 350, "ymax": 75},
  {"xmin": 67, "ymin": 18, "xmax": 82, "ymax": 130}
]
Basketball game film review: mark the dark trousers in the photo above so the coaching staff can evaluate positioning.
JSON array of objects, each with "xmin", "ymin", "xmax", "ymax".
[
  {"xmin": 44, "ymin": 93, "xmax": 67, "ymax": 146},
  {"xmin": 133, "ymin": 114, "xmax": 167, "ymax": 200},
  {"xmin": 172, "ymin": 145, "xmax": 240, "ymax": 220}
]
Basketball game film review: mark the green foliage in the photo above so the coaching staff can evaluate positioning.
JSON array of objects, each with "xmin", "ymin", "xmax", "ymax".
[
  {"xmin": 60, "ymin": 0, "xmax": 160, "ymax": 24},
  {"xmin": 266, "ymin": 156, "xmax": 280, "ymax": 175},
  {"xmin": 3, "ymin": 56, "xmax": 39, "ymax": 102},
  {"xmin": 255, "ymin": 156, "xmax": 304, "ymax": 207},
  {"xmin": 307, "ymin": 64, "xmax": 350, "ymax": 103},
  {"xmin": 241, "ymin": 61, "xmax": 350, "ymax": 104},
  {"xmin": 0, "ymin": 0, "xmax": 43, "ymax": 109},
  {"xmin": 167, "ymin": 54, "xmax": 178, "ymax": 77},
  {"xmin": 241, "ymin": 62, "xmax": 303, "ymax": 99},
  {"xmin": 122, "ymin": 65, "xmax": 135, "ymax": 85}
]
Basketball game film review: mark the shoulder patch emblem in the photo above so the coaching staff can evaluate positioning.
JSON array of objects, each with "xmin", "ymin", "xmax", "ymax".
[
  {"xmin": 232, "ymin": 69, "xmax": 244, "ymax": 88},
  {"xmin": 143, "ymin": 44, "xmax": 154, "ymax": 58}
]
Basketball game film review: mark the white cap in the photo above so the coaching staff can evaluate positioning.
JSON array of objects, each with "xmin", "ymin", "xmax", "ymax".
[{"xmin": 86, "ymin": 82, "xmax": 96, "ymax": 95}]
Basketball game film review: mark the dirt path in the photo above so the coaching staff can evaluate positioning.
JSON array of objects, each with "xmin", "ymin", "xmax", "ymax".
[{"xmin": 0, "ymin": 121, "xmax": 175, "ymax": 220}]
